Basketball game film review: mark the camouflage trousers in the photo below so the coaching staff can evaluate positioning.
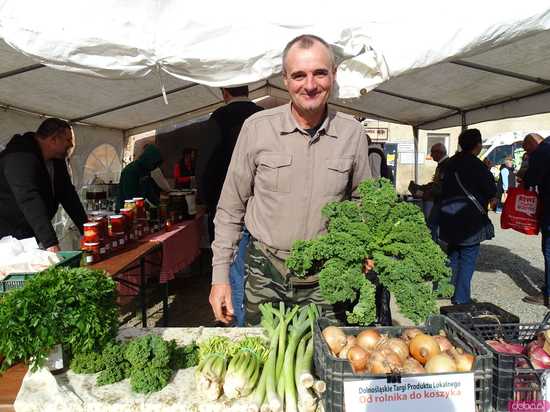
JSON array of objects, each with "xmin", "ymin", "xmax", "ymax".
[{"xmin": 244, "ymin": 238, "xmax": 350, "ymax": 326}]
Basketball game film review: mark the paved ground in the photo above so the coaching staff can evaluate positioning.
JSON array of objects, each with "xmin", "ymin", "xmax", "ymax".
[
  {"xmin": 120, "ymin": 211, "xmax": 548, "ymax": 329},
  {"xmin": 471, "ymin": 212, "xmax": 547, "ymax": 323}
]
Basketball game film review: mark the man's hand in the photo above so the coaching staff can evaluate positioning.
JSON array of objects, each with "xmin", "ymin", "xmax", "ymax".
[
  {"xmin": 209, "ymin": 283, "xmax": 234, "ymax": 324},
  {"xmin": 47, "ymin": 245, "xmax": 60, "ymax": 253}
]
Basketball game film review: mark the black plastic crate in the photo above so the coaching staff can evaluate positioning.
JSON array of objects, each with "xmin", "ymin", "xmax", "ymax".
[
  {"xmin": 440, "ymin": 302, "xmax": 519, "ymax": 327},
  {"xmin": 458, "ymin": 317, "xmax": 550, "ymax": 412},
  {"xmin": 314, "ymin": 315, "xmax": 492, "ymax": 412}
]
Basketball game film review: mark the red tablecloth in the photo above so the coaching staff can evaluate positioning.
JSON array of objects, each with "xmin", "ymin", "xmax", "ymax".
[{"xmin": 146, "ymin": 215, "xmax": 202, "ymax": 283}]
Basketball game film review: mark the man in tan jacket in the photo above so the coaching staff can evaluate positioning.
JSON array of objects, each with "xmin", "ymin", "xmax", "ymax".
[{"xmin": 209, "ymin": 34, "xmax": 372, "ymax": 325}]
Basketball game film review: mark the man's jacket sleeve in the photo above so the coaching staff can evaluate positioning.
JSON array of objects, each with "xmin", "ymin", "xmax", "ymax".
[{"xmin": 4, "ymin": 152, "xmax": 58, "ymax": 247}]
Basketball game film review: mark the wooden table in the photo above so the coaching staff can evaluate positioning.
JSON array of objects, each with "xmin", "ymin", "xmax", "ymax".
[
  {"xmin": 0, "ymin": 363, "xmax": 27, "ymax": 412},
  {"xmin": 91, "ymin": 240, "xmax": 162, "ymax": 328},
  {"xmin": 0, "ymin": 214, "xmax": 205, "ymax": 411}
]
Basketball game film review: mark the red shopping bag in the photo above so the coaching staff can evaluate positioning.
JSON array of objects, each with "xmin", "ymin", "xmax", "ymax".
[{"xmin": 500, "ymin": 187, "xmax": 540, "ymax": 235}]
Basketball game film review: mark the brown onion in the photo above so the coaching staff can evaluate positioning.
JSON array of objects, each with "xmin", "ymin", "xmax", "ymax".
[
  {"xmin": 339, "ymin": 336, "xmax": 358, "ymax": 359},
  {"xmin": 322, "ymin": 326, "xmax": 347, "ymax": 356},
  {"xmin": 425, "ymin": 353, "xmax": 457, "ymax": 373},
  {"xmin": 348, "ymin": 345, "xmax": 370, "ymax": 374},
  {"xmin": 402, "ymin": 357, "xmax": 425, "ymax": 374},
  {"xmin": 401, "ymin": 327, "xmax": 423, "ymax": 342},
  {"xmin": 410, "ymin": 333, "xmax": 441, "ymax": 365},
  {"xmin": 448, "ymin": 348, "xmax": 475, "ymax": 372},
  {"xmin": 434, "ymin": 335, "xmax": 454, "ymax": 352},
  {"xmin": 368, "ymin": 349, "xmax": 403, "ymax": 374},
  {"xmin": 357, "ymin": 329, "xmax": 382, "ymax": 352},
  {"xmin": 379, "ymin": 338, "xmax": 409, "ymax": 362}
]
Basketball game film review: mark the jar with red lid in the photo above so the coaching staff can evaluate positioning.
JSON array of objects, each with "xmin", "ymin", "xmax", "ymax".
[
  {"xmin": 109, "ymin": 214, "xmax": 125, "ymax": 236},
  {"xmin": 119, "ymin": 208, "xmax": 134, "ymax": 232},
  {"xmin": 133, "ymin": 197, "xmax": 146, "ymax": 219},
  {"xmin": 83, "ymin": 222, "xmax": 100, "ymax": 244}
]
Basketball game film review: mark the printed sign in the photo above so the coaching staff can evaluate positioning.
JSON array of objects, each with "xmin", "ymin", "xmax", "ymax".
[
  {"xmin": 365, "ymin": 128, "xmax": 389, "ymax": 141},
  {"xmin": 343, "ymin": 373, "xmax": 475, "ymax": 412},
  {"xmin": 398, "ymin": 143, "xmax": 415, "ymax": 153},
  {"xmin": 515, "ymin": 194, "xmax": 538, "ymax": 216}
]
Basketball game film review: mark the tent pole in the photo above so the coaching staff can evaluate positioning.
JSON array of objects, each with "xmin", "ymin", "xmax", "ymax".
[
  {"xmin": 413, "ymin": 126, "xmax": 419, "ymax": 183},
  {"xmin": 461, "ymin": 111, "xmax": 467, "ymax": 131}
]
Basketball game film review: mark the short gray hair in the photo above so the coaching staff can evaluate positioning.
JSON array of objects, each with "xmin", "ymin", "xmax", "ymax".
[
  {"xmin": 282, "ymin": 34, "xmax": 335, "ymax": 74},
  {"xmin": 431, "ymin": 142, "xmax": 447, "ymax": 155}
]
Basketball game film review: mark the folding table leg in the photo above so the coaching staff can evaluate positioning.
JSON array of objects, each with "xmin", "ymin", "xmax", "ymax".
[
  {"xmin": 162, "ymin": 282, "xmax": 169, "ymax": 327},
  {"xmin": 140, "ymin": 256, "xmax": 147, "ymax": 328}
]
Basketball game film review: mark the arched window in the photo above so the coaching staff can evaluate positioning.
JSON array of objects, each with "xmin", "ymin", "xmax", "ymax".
[{"xmin": 82, "ymin": 144, "xmax": 122, "ymax": 185}]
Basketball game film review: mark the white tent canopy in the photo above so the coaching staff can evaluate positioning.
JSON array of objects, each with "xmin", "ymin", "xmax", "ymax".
[{"xmin": 1, "ymin": 0, "xmax": 550, "ymax": 138}]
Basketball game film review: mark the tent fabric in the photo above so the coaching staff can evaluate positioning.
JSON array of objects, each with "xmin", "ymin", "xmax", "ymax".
[{"xmin": 0, "ymin": 1, "xmax": 549, "ymax": 133}]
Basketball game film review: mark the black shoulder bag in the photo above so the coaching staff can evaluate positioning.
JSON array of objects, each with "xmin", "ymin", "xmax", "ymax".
[{"xmin": 455, "ymin": 172, "xmax": 495, "ymax": 242}]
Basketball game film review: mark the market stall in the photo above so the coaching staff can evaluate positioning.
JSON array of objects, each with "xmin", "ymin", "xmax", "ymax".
[{"xmin": 3, "ymin": 179, "xmax": 550, "ymax": 411}]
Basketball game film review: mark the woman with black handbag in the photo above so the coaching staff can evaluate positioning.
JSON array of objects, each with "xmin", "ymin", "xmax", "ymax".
[{"xmin": 439, "ymin": 129, "xmax": 498, "ymax": 304}]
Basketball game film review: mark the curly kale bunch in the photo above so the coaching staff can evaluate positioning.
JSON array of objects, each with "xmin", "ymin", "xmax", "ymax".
[
  {"xmin": 125, "ymin": 334, "xmax": 173, "ymax": 394},
  {"xmin": 96, "ymin": 342, "xmax": 130, "ymax": 386},
  {"xmin": 70, "ymin": 351, "xmax": 105, "ymax": 374},
  {"xmin": 69, "ymin": 335, "xmax": 199, "ymax": 393},
  {"xmin": 286, "ymin": 178, "xmax": 452, "ymax": 325}
]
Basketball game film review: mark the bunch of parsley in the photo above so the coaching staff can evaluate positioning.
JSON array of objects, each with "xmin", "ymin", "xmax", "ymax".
[{"xmin": 0, "ymin": 267, "xmax": 118, "ymax": 373}]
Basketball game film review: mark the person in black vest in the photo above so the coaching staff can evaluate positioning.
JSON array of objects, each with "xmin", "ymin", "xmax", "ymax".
[
  {"xmin": 0, "ymin": 118, "xmax": 87, "ymax": 251},
  {"xmin": 202, "ymin": 86, "xmax": 263, "ymax": 326},
  {"xmin": 496, "ymin": 156, "xmax": 516, "ymax": 213}
]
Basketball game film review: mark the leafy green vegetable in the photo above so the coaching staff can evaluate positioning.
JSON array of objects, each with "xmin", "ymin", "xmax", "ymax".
[
  {"xmin": 68, "ymin": 335, "xmax": 199, "ymax": 392},
  {"xmin": 129, "ymin": 366, "xmax": 172, "ymax": 394},
  {"xmin": 125, "ymin": 335, "xmax": 173, "ymax": 394},
  {"xmin": 96, "ymin": 342, "xmax": 130, "ymax": 386},
  {"xmin": 286, "ymin": 178, "xmax": 453, "ymax": 325},
  {"xmin": 0, "ymin": 267, "xmax": 118, "ymax": 373},
  {"xmin": 70, "ymin": 351, "xmax": 105, "ymax": 374},
  {"xmin": 168, "ymin": 340, "xmax": 199, "ymax": 370}
]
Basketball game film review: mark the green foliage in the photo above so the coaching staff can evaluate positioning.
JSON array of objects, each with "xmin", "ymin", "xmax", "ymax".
[
  {"xmin": 125, "ymin": 334, "xmax": 173, "ymax": 393},
  {"xmin": 198, "ymin": 336, "xmax": 237, "ymax": 361},
  {"xmin": 97, "ymin": 366, "xmax": 127, "ymax": 386},
  {"xmin": 70, "ymin": 351, "xmax": 105, "ymax": 374},
  {"xmin": 96, "ymin": 342, "xmax": 130, "ymax": 386},
  {"xmin": 287, "ymin": 178, "xmax": 453, "ymax": 325},
  {"xmin": 345, "ymin": 281, "xmax": 377, "ymax": 326},
  {"xmin": 129, "ymin": 366, "xmax": 172, "ymax": 394},
  {"xmin": 0, "ymin": 267, "xmax": 118, "ymax": 373},
  {"xmin": 168, "ymin": 340, "xmax": 200, "ymax": 370},
  {"xmin": 69, "ymin": 336, "xmax": 198, "ymax": 391}
]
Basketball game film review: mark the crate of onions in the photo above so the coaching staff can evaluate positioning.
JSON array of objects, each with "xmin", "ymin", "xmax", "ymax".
[
  {"xmin": 457, "ymin": 314, "xmax": 550, "ymax": 412},
  {"xmin": 314, "ymin": 315, "xmax": 492, "ymax": 412}
]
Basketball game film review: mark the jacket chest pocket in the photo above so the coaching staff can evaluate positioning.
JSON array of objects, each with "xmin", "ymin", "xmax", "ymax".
[
  {"xmin": 325, "ymin": 157, "xmax": 353, "ymax": 195},
  {"xmin": 256, "ymin": 153, "xmax": 292, "ymax": 193}
]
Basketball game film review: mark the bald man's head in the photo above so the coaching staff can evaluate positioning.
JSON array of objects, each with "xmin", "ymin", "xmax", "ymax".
[{"xmin": 523, "ymin": 133, "xmax": 543, "ymax": 154}]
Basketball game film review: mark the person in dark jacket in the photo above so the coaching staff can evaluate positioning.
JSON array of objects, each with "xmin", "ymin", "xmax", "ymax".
[
  {"xmin": 439, "ymin": 129, "xmax": 497, "ymax": 304},
  {"xmin": 116, "ymin": 144, "xmax": 163, "ymax": 210},
  {"xmin": 496, "ymin": 156, "xmax": 516, "ymax": 213},
  {"xmin": 0, "ymin": 118, "xmax": 87, "ymax": 251},
  {"xmin": 201, "ymin": 86, "xmax": 263, "ymax": 326},
  {"xmin": 521, "ymin": 134, "xmax": 550, "ymax": 305}
]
